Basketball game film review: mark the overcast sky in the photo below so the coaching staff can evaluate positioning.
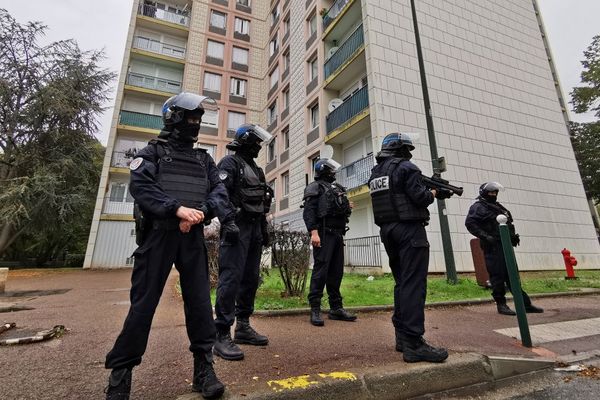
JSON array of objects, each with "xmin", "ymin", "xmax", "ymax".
[{"xmin": 1, "ymin": 0, "xmax": 598, "ymax": 146}]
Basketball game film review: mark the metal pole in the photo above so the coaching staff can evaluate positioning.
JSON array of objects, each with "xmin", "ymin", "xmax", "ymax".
[
  {"xmin": 409, "ymin": 0, "xmax": 458, "ymax": 284},
  {"xmin": 497, "ymin": 215, "xmax": 532, "ymax": 348}
]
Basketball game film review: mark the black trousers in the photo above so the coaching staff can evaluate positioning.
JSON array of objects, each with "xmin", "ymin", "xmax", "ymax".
[
  {"xmin": 381, "ymin": 222, "xmax": 430, "ymax": 338},
  {"xmin": 214, "ymin": 219, "xmax": 263, "ymax": 332},
  {"xmin": 483, "ymin": 243, "xmax": 532, "ymax": 306},
  {"xmin": 105, "ymin": 225, "xmax": 215, "ymax": 370},
  {"xmin": 308, "ymin": 229, "xmax": 345, "ymax": 309}
]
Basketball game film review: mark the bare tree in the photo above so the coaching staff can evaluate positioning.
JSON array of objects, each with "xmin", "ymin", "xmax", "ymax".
[{"xmin": 271, "ymin": 225, "xmax": 310, "ymax": 297}]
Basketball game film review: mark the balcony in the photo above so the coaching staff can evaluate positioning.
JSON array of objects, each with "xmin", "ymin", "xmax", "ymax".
[
  {"xmin": 324, "ymin": 24, "xmax": 363, "ymax": 80},
  {"xmin": 126, "ymin": 72, "xmax": 182, "ymax": 94},
  {"xmin": 138, "ymin": 3, "xmax": 190, "ymax": 27},
  {"xmin": 322, "ymin": 0, "xmax": 351, "ymax": 30},
  {"xmin": 132, "ymin": 36, "xmax": 186, "ymax": 59},
  {"xmin": 336, "ymin": 154, "xmax": 373, "ymax": 191},
  {"xmin": 326, "ymin": 85, "xmax": 368, "ymax": 134},
  {"xmin": 119, "ymin": 110, "xmax": 163, "ymax": 130},
  {"xmin": 103, "ymin": 197, "xmax": 134, "ymax": 215}
]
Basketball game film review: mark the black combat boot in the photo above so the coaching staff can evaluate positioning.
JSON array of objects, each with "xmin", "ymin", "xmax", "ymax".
[
  {"xmin": 310, "ymin": 307, "xmax": 324, "ymax": 326},
  {"xmin": 213, "ymin": 330, "xmax": 244, "ymax": 361},
  {"xmin": 395, "ymin": 330, "xmax": 403, "ymax": 352},
  {"xmin": 104, "ymin": 368, "xmax": 132, "ymax": 400},
  {"xmin": 402, "ymin": 336, "xmax": 448, "ymax": 363},
  {"xmin": 234, "ymin": 318, "xmax": 269, "ymax": 346},
  {"xmin": 193, "ymin": 353, "xmax": 225, "ymax": 399},
  {"xmin": 497, "ymin": 303, "xmax": 517, "ymax": 315},
  {"xmin": 328, "ymin": 307, "xmax": 357, "ymax": 321},
  {"xmin": 525, "ymin": 304, "xmax": 544, "ymax": 313}
]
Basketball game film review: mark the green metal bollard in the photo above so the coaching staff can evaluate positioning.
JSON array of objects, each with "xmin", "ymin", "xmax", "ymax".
[{"xmin": 497, "ymin": 214, "xmax": 532, "ymax": 348}]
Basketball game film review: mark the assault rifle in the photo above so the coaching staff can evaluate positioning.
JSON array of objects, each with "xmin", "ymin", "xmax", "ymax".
[{"xmin": 421, "ymin": 173, "xmax": 463, "ymax": 197}]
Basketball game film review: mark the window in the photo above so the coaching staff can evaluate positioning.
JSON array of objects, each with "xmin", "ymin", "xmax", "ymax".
[
  {"xmin": 271, "ymin": 2, "xmax": 280, "ymax": 26},
  {"xmin": 309, "ymin": 155, "xmax": 319, "ymax": 181},
  {"xmin": 234, "ymin": 17, "xmax": 250, "ymax": 35},
  {"xmin": 228, "ymin": 111, "xmax": 246, "ymax": 131},
  {"xmin": 282, "ymin": 88, "xmax": 289, "ymax": 110},
  {"xmin": 283, "ymin": 52, "xmax": 290, "ymax": 71},
  {"xmin": 269, "ymin": 36, "xmax": 279, "ymax": 57},
  {"xmin": 282, "ymin": 172, "xmax": 289, "ymax": 197},
  {"xmin": 268, "ymin": 101, "xmax": 277, "ymax": 124},
  {"xmin": 207, "ymin": 40, "xmax": 224, "ymax": 59},
  {"xmin": 237, "ymin": 0, "xmax": 250, "ymax": 6},
  {"xmin": 210, "ymin": 10, "xmax": 226, "ymax": 29},
  {"xmin": 230, "ymin": 77, "xmax": 247, "ymax": 97},
  {"xmin": 109, "ymin": 183, "xmax": 127, "ymax": 202},
  {"xmin": 232, "ymin": 46, "xmax": 249, "ymax": 65},
  {"xmin": 202, "ymin": 109, "xmax": 218, "ymax": 127},
  {"xmin": 268, "ymin": 138, "xmax": 276, "ymax": 162},
  {"xmin": 269, "ymin": 66, "xmax": 279, "ymax": 89},
  {"xmin": 196, "ymin": 143, "xmax": 216, "ymax": 159},
  {"xmin": 282, "ymin": 127, "xmax": 289, "ymax": 150},
  {"xmin": 310, "ymin": 103, "xmax": 319, "ymax": 129},
  {"xmin": 308, "ymin": 13, "xmax": 317, "ymax": 36},
  {"xmin": 203, "ymin": 72, "xmax": 222, "ymax": 92},
  {"xmin": 268, "ymin": 179, "xmax": 276, "ymax": 200},
  {"xmin": 309, "ymin": 57, "xmax": 318, "ymax": 81},
  {"xmin": 283, "ymin": 16, "xmax": 290, "ymax": 36}
]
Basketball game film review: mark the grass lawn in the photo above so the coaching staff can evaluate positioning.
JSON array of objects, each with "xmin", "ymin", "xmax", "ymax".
[{"xmin": 203, "ymin": 269, "xmax": 600, "ymax": 311}]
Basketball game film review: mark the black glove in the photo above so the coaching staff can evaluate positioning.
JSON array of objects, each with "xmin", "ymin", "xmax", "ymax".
[
  {"xmin": 511, "ymin": 233, "xmax": 520, "ymax": 247},
  {"xmin": 482, "ymin": 235, "xmax": 497, "ymax": 245},
  {"xmin": 261, "ymin": 219, "xmax": 272, "ymax": 247},
  {"xmin": 221, "ymin": 220, "xmax": 240, "ymax": 244},
  {"xmin": 435, "ymin": 188, "xmax": 453, "ymax": 199}
]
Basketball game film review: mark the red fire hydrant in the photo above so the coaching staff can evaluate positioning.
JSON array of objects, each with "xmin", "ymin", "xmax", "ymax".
[{"xmin": 561, "ymin": 248, "xmax": 578, "ymax": 280}]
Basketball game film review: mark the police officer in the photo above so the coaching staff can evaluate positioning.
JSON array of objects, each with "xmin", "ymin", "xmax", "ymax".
[
  {"xmin": 303, "ymin": 158, "xmax": 356, "ymax": 326},
  {"xmin": 465, "ymin": 182, "xmax": 544, "ymax": 315},
  {"xmin": 104, "ymin": 93, "xmax": 239, "ymax": 400},
  {"xmin": 368, "ymin": 133, "xmax": 449, "ymax": 363},
  {"xmin": 212, "ymin": 124, "xmax": 274, "ymax": 361}
]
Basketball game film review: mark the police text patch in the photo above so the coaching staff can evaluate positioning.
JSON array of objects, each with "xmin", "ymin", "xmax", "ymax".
[
  {"xmin": 129, "ymin": 157, "xmax": 143, "ymax": 171},
  {"xmin": 369, "ymin": 176, "xmax": 389, "ymax": 193}
]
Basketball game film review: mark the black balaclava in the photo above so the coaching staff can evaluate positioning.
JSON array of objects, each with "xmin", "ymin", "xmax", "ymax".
[
  {"xmin": 237, "ymin": 142, "xmax": 262, "ymax": 159},
  {"xmin": 481, "ymin": 191, "xmax": 498, "ymax": 203},
  {"xmin": 318, "ymin": 167, "xmax": 336, "ymax": 183}
]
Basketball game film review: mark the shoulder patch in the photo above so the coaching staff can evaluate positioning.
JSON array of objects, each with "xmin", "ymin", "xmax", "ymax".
[
  {"xmin": 129, "ymin": 157, "xmax": 144, "ymax": 171},
  {"xmin": 219, "ymin": 171, "xmax": 229, "ymax": 181}
]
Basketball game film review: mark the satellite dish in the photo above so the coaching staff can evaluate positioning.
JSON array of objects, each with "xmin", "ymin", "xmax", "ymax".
[
  {"xmin": 328, "ymin": 98, "xmax": 343, "ymax": 112},
  {"xmin": 321, "ymin": 145, "xmax": 334, "ymax": 159},
  {"xmin": 327, "ymin": 47, "xmax": 339, "ymax": 58}
]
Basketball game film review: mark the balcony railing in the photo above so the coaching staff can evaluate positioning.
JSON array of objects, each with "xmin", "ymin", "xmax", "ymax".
[
  {"xmin": 126, "ymin": 72, "xmax": 182, "ymax": 94},
  {"xmin": 324, "ymin": 24, "xmax": 363, "ymax": 79},
  {"xmin": 103, "ymin": 197, "xmax": 134, "ymax": 215},
  {"xmin": 323, "ymin": 0, "xmax": 351, "ymax": 30},
  {"xmin": 326, "ymin": 85, "xmax": 369, "ymax": 133},
  {"xmin": 336, "ymin": 153, "xmax": 374, "ymax": 191},
  {"xmin": 133, "ymin": 36, "xmax": 186, "ymax": 59},
  {"xmin": 137, "ymin": 3, "xmax": 190, "ymax": 27},
  {"xmin": 119, "ymin": 110, "xmax": 163, "ymax": 130},
  {"xmin": 344, "ymin": 235, "xmax": 381, "ymax": 267}
]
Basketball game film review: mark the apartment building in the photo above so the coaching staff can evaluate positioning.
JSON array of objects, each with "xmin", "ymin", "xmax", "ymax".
[{"xmin": 86, "ymin": 0, "xmax": 600, "ymax": 271}]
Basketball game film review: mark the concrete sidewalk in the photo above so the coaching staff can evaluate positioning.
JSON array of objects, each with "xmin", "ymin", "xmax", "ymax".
[{"xmin": 1, "ymin": 269, "xmax": 600, "ymax": 400}]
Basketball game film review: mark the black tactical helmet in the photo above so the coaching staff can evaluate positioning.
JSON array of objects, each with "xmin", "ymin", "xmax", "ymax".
[
  {"xmin": 226, "ymin": 124, "xmax": 273, "ymax": 152},
  {"xmin": 162, "ymin": 92, "xmax": 217, "ymax": 127},
  {"xmin": 380, "ymin": 132, "xmax": 415, "ymax": 152},
  {"xmin": 314, "ymin": 158, "xmax": 341, "ymax": 180},
  {"xmin": 479, "ymin": 181, "xmax": 504, "ymax": 197}
]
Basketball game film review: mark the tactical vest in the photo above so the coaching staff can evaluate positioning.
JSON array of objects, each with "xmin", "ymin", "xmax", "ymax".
[
  {"xmin": 369, "ymin": 158, "xmax": 429, "ymax": 226},
  {"xmin": 317, "ymin": 181, "xmax": 351, "ymax": 219},
  {"xmin": 232, "ymin": 155, "xmax": 269, "ymax": 214},
  {"xmin": 155, "ymin": 142, "xmax": 209, "ymax": 209}
]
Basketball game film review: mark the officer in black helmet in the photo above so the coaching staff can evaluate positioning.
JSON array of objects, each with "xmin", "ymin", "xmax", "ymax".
[
  {"xmin": 302, "ymin": 158, "xmax": 356, "ymax": 327},
  {"xmin": 212, "ymin": 123, "xmax": 274, "ymax": 361},
  {"xmin": 104, "ymin": 93, "xmax": 238, "ymax": 400},
  {"xmin": 465, "ymin": 182, "xmax": 544, "ymax": 315},
  {"xmin": 368, "ymin": 133, "xmax": 449, "ymax": 363}
]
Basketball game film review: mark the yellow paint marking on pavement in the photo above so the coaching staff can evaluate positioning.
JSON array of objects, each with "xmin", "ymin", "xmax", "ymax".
[
  {"xmin": 267, "ymin": 375, "xmax": 319, "ymax": 392},
  {"xmin": 318, "ymin": 372, "xmax": 357, "ymax": 381}
]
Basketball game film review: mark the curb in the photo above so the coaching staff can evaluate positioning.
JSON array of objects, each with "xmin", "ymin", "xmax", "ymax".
[
  {"xmin": 178, "ymin": 353, "xmax": 494, "ymax": 400},
  {"xmin": 253, "ymin": 288, "xmax": 600, "ymax": 317}
]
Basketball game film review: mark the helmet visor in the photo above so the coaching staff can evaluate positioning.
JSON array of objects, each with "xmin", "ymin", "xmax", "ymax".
[
  {"xmin": 251, "ymin": 125, "xmax": 273, "ymax": 142},
  {"xmin": 482, "ymin": 182, "xmax": 505, "ymax": 193},
  {"xmin": 321, "ymin": 158, "xmax": 341, "ymax": 172},
  {"xmin": 172, "ymin": 93, "xmax": 218, "ymax": 112}
]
